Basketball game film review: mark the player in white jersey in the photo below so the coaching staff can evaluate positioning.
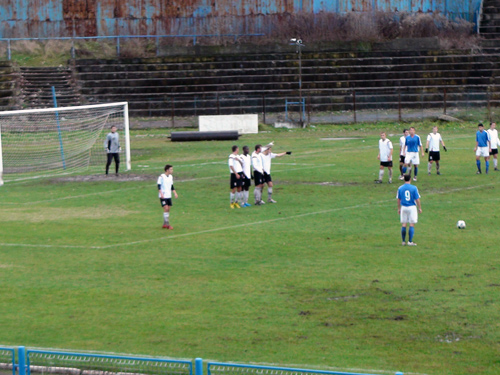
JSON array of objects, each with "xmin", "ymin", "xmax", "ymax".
[
  {"xmin": 398, "ymin": 129, "xmax": 409, "ymax": 180},
  {"xmin": 240, "ymin": 145, "xmax": 252, "ymax": 207},
  {"xmin": 261, "ymin": 142, "xmax": 291, "ymax": 203},
  {"xmin": 425, "ymin": 126, "xmax": 447, "ymax": 175},
  {"xmin": 487, "ymin": 122, "xmax": 500, "ymax": 171},
  {"xmin": 157, "ymin": 164, "xmax": 178, "ymax": 229},
  {"xmin": 228, "ymin": 145, "xmax": 244, "ymax": 209},
  {"xmin": 375, "ymin": 132, "xmax": 393, "ymax": 184},
  {"xmin": 252, "ymin": 144, "xmax": 265, "ymax": 205}
]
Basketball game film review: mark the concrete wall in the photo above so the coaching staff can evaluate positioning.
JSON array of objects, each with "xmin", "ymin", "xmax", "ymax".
[{"xmin": 0, "ymin": 0, "xmax": 481, "ymax": 38}]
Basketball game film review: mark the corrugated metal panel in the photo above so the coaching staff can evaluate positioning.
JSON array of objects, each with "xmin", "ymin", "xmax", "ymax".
[{"xmin": 0, "ymin": 0, "xmax": 482, "ymax": 38}]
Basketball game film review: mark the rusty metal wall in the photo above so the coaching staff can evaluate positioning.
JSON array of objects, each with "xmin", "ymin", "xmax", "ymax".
[{"xmin": 0, "ymin": 0, "xmax": 482, "ymax": 38}]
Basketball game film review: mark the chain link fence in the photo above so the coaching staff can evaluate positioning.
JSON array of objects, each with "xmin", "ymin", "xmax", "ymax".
[{"xmin": 128, "ymin": 88, "xmax": 499, "ymax": 128}]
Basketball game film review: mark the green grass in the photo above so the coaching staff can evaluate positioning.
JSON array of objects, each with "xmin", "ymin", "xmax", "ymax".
[{"xmin": 0, "ymin": 122, "xmax": 499, "ymax": 375}]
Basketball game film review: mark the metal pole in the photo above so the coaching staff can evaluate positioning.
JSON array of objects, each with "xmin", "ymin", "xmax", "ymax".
[
  {"xmin": 71, "ymin": 18, "xmax": 76, "ymax": 59},
  {"xmin": 307, "ymin": 95, "xmax": 311, "ymax": 124},
  {"xmin": 7, "ymin": 39, "xmax": 11, "ymax": 61},
  {"xmin": 52, "ymin": 86, "xmax": 67, "ymax": 170},
  {"xmin": 195, "ymin": 359, "xmax": 203, "ymax": 375},
  {"xmin": 18, "ymin": 347, "xmax": 26, "ymax": 375},
  {"xmin": 299, "ymin": 44, "xmax": 303, "ymax": 126},
  {"xmin": 116, "ymin": 37, "xmax": 120, "ymax": 57}
]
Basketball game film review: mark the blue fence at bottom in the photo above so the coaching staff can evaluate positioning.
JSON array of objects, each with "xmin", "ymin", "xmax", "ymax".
[
  {"xmin": 0, "ymin": 347, "xmax": 403, "ymax": 375},
  {"xmin": 0, "ymin": 347, "xmax": 15, "ymax": 375}
]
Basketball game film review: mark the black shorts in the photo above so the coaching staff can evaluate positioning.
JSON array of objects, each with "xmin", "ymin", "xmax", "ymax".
[
  {"xmin": 253, "ymin": 171, "xmax": 264, "ymax": 186},
  {"xmin": 380, "ymin": 161, "xmax": 393, "ymax": 167},
  {"xmin": 242, "ymin": 176, "xmax": 251, "ymax": 190},
  {"xmin": 160, "ymin": 198, "xmax": 172, "ymax": 207},
  {"xmin": 230, "ymin": 173, "xmax": 243, "ymax": 188},
  {"xmin": 263, "ymin": 172, "xmax": 272, "ymax": 183},
  {"xmin": 490, "ymin": 148, "xmax": 498, "ymax": 155},
  {"xmin": 428, "ymin": 151, "xmax": 440, "ymax": 161},
  {"xmin": 107, "ymin": 153, "xmax": 120, "ymax": 164},
  {"xmin": 399, "ymin": 155, "xmax": 405, "ymax": 163}
]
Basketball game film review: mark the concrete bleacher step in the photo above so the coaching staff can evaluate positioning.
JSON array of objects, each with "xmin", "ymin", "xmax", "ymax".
[
  {"xmin": 19, "ymin": 66, "xmax": 82, "ymax": 108},
  {"xmin": 74, "ymin": 43, "xmax": 500, "ymax": 117}
]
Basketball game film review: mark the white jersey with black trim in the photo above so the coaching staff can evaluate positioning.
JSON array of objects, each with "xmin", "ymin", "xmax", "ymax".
[
  {"xmin": 379, "ymin": 139, "xmax": 393, "ymax": 162},
  {"xmin": 399, "ymin": 135, "xmax": 406, "ymax": 156},
  {"xmin": 228, "ymin": 154, "xmax": 243, "ymax": 174},
  {"xmin": 240, "ymin": 154, "xmax": 252, "ymax": 178},
  {"xmin": 261, "ymin": 152, "xmax": 277, "ymax": 174},
  {"xmin": 251, "ymin": 151, "xmax": 263, "ymax": 173},
  {"xmin": 427, "ymin": 132, "xmax": 443, "ymax": 152},
  {"xmin": 157, "ymin": 173, "xmax": 174, "ymax": 198},
  {"xmin": 487, "ymin": 128, "xmax": 500, "ymax": 149}
]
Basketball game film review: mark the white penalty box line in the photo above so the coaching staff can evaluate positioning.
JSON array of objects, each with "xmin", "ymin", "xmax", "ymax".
[{"xmin": 0, "ymin": 182, "xmax": 495, "ymax": 250}]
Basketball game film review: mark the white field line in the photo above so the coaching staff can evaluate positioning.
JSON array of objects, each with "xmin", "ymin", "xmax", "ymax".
[
  {"xmin": 0, "ymin": 164, "xmax": 336, "ymax": 206},
  {"xmin": 0, "ymin": 182, "xmax": 495, "ymax": 250}
]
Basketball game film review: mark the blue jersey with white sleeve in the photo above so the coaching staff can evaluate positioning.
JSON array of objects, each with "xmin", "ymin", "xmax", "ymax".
[
  {"xmin": 476, "ymin": 130, "xmax": 490, "ymax": 147},
  {"xmin": 405, "ymin": 135, "xmax": 422, "ymax": 152},
  {"xmin": 397, "ymin": 184, "xmax": 420, "ymax": 207}
]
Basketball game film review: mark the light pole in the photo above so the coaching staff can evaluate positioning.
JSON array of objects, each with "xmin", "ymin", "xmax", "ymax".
[{"xmin": 290, "ymin": 38, "xmax": 305, "ymax": 127}]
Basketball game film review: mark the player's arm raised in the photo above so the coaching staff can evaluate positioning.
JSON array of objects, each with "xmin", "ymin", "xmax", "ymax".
[{"xmin": 275, "ymin": 152, "xmax": 290, "ymax": 157}]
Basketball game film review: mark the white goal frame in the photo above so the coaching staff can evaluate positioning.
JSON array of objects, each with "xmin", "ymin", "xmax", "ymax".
[{"xmin": 0, "ymin": 102, "xmax": 130, "ymax": 185}]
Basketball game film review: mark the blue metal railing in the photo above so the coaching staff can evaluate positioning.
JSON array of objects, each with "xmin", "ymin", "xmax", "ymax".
[
  {"xmin": 1, "ymin": 346, "xmax": 404, "ymax": 375},
  {"xmin": 25, "ymin": 349, "xmax": 193, "ymax": 375},
  {"xmin": 0, "ymin": 33, "xmax": 265, "ymax": 61},
  {"xmin": 207, "ymin": 362, "xmax": 402, "ymax": 375},
  {"xmin": 0, "ymin": 346, "xmax": 15, "ymax": 375}
]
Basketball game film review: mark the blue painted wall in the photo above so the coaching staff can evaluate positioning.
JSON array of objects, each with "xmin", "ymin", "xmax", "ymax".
[{"xmin": 0, "ymin": 0, "xmax": 482, "ymax": 38}]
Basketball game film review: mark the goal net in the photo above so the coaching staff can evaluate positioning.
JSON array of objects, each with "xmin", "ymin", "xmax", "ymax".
[{"xmin": 0, "ymin": 102, "xmax": 130, "ymax": 184}]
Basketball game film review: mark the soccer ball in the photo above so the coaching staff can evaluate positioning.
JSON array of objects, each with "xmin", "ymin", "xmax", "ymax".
[{"xmin": 457, "ymin": 220, "xmax": 466, "ymax": 229}]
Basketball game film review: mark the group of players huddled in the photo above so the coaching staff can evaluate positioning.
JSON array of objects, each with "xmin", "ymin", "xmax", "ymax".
[{"xmin": 228, "ymin": 142, "xmax": 291, "ymax": 209}]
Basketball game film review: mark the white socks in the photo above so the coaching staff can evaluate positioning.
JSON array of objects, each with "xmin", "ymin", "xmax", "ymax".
[{"xmin": 163, "ymin": 212, "xmax": 169, "ymax": 225}]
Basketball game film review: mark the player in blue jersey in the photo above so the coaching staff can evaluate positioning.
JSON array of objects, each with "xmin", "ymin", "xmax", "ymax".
[
  {"xmin": 475, "ymin": 123, "xmax": 491, "ymax": 174},
  {"xmin": 397, "ymin": 174, "xmax": 422, "ymax": 246},
  {"xmin": 403, "ymin": 127, "xmax": 424, "ymax": 181}
]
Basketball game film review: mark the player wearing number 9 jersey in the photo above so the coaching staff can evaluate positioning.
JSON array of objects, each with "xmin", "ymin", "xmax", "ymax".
[{"xmin": 396, "ymin": 175, "xmax": 422, "ymax": 246}]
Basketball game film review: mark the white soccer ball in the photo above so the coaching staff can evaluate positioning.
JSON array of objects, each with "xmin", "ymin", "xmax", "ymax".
[{"xmin": 457, "ymin": 220, "xmax": 466, "ymax": 229}]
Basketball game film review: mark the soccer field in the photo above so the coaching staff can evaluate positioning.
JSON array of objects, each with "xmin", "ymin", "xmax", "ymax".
[{"xmin": 0, "ymin": 123, "xmax": 498, "ymax": 375}]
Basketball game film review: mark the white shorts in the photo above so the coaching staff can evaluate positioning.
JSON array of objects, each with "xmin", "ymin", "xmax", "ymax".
[
  {"xmin": 404, "ymin": 152, "xmax": 420, "ymax": 166},
  {"xmin": 476, "ymin": 146, "xmax": 489, "ymax": 158},
  {"xmin": 400, "ymin": 206, "xmax": 418, "ymax": 224}
]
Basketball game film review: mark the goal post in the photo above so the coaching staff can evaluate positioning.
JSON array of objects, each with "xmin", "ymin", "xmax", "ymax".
[{"xmin": 0, "ymin": 102, "xmax": 130, "ymax": 184}]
